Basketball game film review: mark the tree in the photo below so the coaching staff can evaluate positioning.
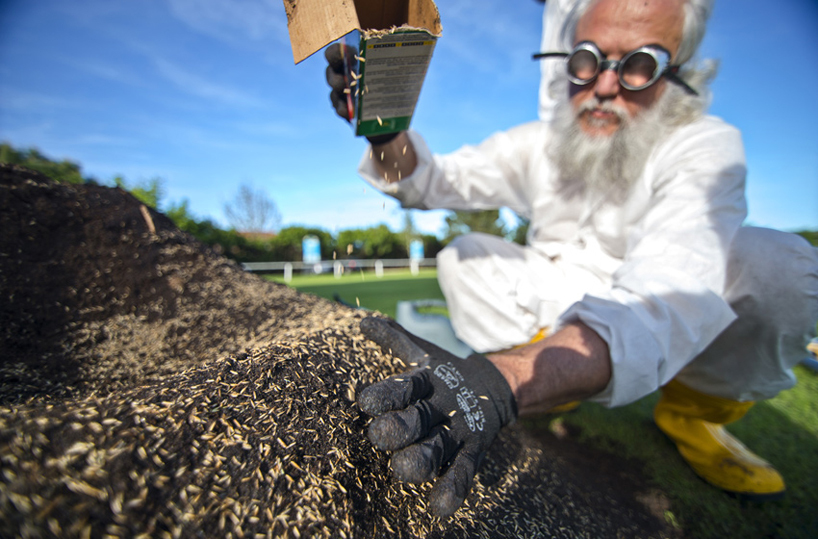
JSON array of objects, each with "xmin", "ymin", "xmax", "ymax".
[
  {"xmin": 269, "ymin": 226, "xmax": 334, "ymax": 262},
  {"xmin": 419, "ymin": 233, "xmax": 444, "ymax": 259},
  {"xmin": 442, "ymin": 209, "xmax": 506, "ymax": 244},
  {"xmin": 337, "ymin": 225, "xmax": 407, "ymax": 259},
  {"xmin": 400, "ymin": 210, "xmax": 418, "ymax": 252},
  {"xmin": 224, "ymin": 183, "xmax": 282, "ymax": 233},
  {"xmin": 0, "ymin": 142, "xmax": 87, "ymax": 184},
  {"xmin": 114, "ymin": 176, "xmax": 164, "ymax": 209},
  {"xmin": 511, "ymin": 218, "xmax": 530, "ymax": 245},
  {"xmin": 795, "ymin": 230, "xmax": 818, "ymax": 247}
]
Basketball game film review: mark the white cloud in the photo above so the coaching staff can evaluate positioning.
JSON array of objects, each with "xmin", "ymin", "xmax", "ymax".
[
  {"xmin": 153, "ymin": 57, "xmax": 268, "ymax": 108},
  {"xmin": 167, "ymin": 0, "xmax": 290, "ymax": 48},
  {"xmin": 0, "ymin": 85, "xmax": 75, "ymax": 111},
  {"xmin": 65, "ymin": 58, "xmax": 148, "ymax": 89}
]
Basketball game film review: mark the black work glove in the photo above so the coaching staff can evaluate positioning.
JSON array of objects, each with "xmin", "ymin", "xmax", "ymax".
[
  {"xmin": 324, "ymin": 42, "xmax": 357, "ymax": 122},
  {"xmin": 324, "ymin": 43, "xmax": 402, "ymax": 145},
  {"xmin": 357, "ymin": 317, "xmax": 517, "ymax": 517}
]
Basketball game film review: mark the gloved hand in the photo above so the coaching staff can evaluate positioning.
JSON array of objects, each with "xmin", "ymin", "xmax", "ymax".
[
  {"xmin": 324, "ymin": 43, "xmax": 402, "ymax": 145},
  {"xmin": 357, "ymin": 317, "xmax": 517, "ymax": 517},
  {"xmin": 324, "ymin": 42, "xmax": 357, "ymax": 122}
]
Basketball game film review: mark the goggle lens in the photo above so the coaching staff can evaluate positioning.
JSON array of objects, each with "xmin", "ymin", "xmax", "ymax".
[
  {"xmin": 620, "ymin": 51, "xmax": 658, "ymax": 89},
  {"xmin": 568, "ymin": 49, "xmax": 600, "ymax": 81}
]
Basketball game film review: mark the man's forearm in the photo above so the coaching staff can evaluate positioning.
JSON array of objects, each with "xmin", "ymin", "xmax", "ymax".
[
  {"xmin": 369, "ymin": 132, "xmax": 418, "ymax": 183},
  {"xmin": 487, "ymin": 322, "xmax": 612, "ymax": 415}
]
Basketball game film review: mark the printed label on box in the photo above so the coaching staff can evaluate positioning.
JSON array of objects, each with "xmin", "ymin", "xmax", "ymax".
[{"xmin": 356, "ymin": 30, "xmax": 436, "ymax": 137}]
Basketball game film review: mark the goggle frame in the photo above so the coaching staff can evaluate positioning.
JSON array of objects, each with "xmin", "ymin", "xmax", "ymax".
[{"xmin": 533, "ymin": 41, "xmax": 698, "ymax": 96}]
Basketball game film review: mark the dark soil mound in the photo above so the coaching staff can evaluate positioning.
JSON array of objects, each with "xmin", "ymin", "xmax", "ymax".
[
  {"xmin": 0, "ymin": 164, "xmax": 342, "ymax": 403},
  {"xmin": 0, "ymin": 165, "xmax": 679, "ymax": 538}
]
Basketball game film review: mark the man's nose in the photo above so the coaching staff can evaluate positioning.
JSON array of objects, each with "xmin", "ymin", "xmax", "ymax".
[{"xmin": 594, "ymin": 69, "xmax": 620, "ymax": 98}]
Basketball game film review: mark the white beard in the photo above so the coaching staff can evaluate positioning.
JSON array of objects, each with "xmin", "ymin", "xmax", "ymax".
[{"xmin": 549, "ymin": 76, "xmax": 709, "ymax": 201}]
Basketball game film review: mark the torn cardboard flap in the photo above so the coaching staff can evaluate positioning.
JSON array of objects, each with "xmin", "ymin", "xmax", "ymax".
[
  {"xmin": 283, "ymin": 0, "xmax": 442, "ymax": 137},
  {"xmin": 283, "ymin": 0, "xmax": 442, "ymax": 64}
]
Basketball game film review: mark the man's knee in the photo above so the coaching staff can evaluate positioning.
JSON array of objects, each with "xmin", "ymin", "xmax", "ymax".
[
  {"xmin": 676, "ymin": 228, "xmax": 817, "ymax": 400},
  {"xmin": 726, "ymin": 227, "xmax": 818, "ymax": 324},
  {"xmin": 437, "ymin": 233, "xmax": 519, "ymax": 286}
]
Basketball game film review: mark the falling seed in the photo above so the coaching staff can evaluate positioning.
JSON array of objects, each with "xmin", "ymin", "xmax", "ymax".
[
  {"xmin": 376, "ymin": 116, "xmax": 383, "ymax": 126},
  {"xmin": 448, "ymin": 410, "xmax": 457, "ymax": 417},
  {"xmin": 402, "ymin": 145, "xmax": 407, "ymax": 155},
  {"xmin": 355, "ymin": 297, "xmax": 360, "ymax": 307},
  {"xmin": 380, "ymin": 151, "xmax": 384, "ymax": 161}
]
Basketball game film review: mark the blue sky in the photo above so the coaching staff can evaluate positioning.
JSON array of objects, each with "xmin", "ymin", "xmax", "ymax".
[{"xmin": 0, "ymin": 0, "xmax": 815, "ymax": 236}]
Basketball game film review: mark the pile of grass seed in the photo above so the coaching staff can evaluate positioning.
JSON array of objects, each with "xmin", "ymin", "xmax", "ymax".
[
  {"xmin": 0, "ymin": 166, "xmax": 674, "ymax": 538},
  {"xmin": 0, "ymin": 164, "xmax": 349, "ymax": 403}
]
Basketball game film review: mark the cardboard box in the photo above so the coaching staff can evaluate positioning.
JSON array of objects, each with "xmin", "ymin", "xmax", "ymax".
[{"xmin": 283, "ymin": 0, "xmax": 442, "ymax": 137}]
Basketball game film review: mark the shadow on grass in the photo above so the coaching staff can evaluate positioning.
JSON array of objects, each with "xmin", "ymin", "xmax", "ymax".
[{"xmin": 549, "ymin": 367, "xmax": 818, "ymax": 539}]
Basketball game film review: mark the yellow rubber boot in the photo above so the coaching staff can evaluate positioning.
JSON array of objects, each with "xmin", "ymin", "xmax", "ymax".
[
  {"xmin": 654, "ymin": 379, "xmax": 785, "ymax": 501},
  {"xmin": 513, "ymin": 328, "xmax": 580, "ymax": 415}
]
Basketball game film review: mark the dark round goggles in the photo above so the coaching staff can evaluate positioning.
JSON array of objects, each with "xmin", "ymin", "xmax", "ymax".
[{"xmin": 534, "ymin": 41, "xmax": 698, "ymax": 95}]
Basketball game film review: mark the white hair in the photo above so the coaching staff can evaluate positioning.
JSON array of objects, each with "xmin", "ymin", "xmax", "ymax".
[
  {"xmin": 560, "ymin": 0, "xmax": 714, "ymax": 64},
  {"xmin": 555, "ymin": 0, "xmax": 717, "ymax": 102},
  {"xmin": 676, "ymin": 0, "xmax": 715, "ymax": 65}
]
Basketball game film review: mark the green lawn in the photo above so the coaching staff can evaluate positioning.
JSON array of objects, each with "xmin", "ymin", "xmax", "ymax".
[
  {"xmin": 526, "ymin": 367, "xmax": 818, "ymax": 539},
  {"xmin": 266, "ymin": 268, "xmax": 445, "ymax": 319},
  {"xmin": 269, "ymin": 269, "xmax": 818, "ymax": 538}
]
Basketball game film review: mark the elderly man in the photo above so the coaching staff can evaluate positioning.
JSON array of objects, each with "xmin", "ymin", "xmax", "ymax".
[{"xmin": 326, "ymin": 0, "xmax": 818, "ymax": 517}]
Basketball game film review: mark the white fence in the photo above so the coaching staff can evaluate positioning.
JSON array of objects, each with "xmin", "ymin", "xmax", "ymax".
[{"xmin": 242, "ymin": 258, "xmax": 438, "ymax": 282}]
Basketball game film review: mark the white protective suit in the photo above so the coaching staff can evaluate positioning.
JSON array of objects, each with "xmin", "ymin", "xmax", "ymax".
[{"xmin": 358, "ymin": 119, "xmax": 818, "ymax": 408}]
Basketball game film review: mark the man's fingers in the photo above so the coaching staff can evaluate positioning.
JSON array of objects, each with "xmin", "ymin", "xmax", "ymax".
[
  {"xmin": 390, "ymin": 426, "xmax": 459, "ymax": 484},
  {"xmin": 324, "ymin": 43, "xmax": 345, "ymax": 70},
  {"xmin": 360, "ymin": 317, "xmax": 429, "ymax": 366},
  {"xmin": 357, "ymin": 369, "xmax": 431, "ymax": 417},
  {"xmin": 325, "ymin": 65, "xmax": 347, "ymax": 92},
  {"xmin": 324, "ymin": 42, "xmax": 357, "ymax": 73},
  {"xmin": 428, "ymin": 447, "xmax": 485, "ymax": 518},
  {"xmin": 365, "ymin": 397, "xmax": 444, "ymax": 451},
  {"xmin": 330, "ymin": 89, "xmax": 350, "ymax": 120}
]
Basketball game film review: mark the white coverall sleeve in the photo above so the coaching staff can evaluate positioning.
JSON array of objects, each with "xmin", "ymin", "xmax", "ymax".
[
  {"xmin": 558, "ymin": 120, "xmax": 749, "ymax": 407},
  {"xmin": 357, "ymin": 127, "xmax": 538, "ymax": 218}
]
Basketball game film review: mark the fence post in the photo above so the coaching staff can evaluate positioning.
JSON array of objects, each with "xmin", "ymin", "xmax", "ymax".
[
  {"xmin": 284, "ymin": 262, "xmax": 293, "ymax": 283},
  {"xmin": 375, "ymin": 260, "xmax": 384, "ymax": 278},
  {"xmin": 334, "ymin": 261, "xmax": 343, "ymax": 279}
]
